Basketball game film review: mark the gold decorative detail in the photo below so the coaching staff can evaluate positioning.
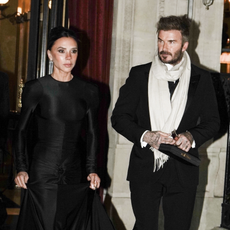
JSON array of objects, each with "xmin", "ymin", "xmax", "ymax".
[
  {"xmin": 181, "ymin": 153, "xmax": 191, "ymax": 160},
  {"xmin": 18, "ymin": 79, "xmax": 24, "ymax": 108},
  {"xmin": 202, "ymin": 0, "xmax": 214, "ymax": 10}
]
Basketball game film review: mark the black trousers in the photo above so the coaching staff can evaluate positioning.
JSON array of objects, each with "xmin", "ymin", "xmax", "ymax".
[{"xmin": 130, "ymin": 159, "xmax": 197, "ymax": 230}]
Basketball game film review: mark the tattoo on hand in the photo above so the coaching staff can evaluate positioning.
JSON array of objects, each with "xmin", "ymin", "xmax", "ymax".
[{"xmin": 143, "ymin": 131, "xmax": 162, "ymax": 149}]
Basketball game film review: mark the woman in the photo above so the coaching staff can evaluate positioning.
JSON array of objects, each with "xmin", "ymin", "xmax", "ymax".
[{"xmin": 14, "ymin": 26, "xmax": 108, "ymax": 230}]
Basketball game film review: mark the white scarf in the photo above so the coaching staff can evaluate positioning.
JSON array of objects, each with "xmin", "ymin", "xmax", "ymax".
[{"xmin": 148, "ymin": 51, "xmax": 191, "ymax": 171}]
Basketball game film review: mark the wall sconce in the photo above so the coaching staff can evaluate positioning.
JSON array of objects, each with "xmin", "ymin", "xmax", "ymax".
[
  {"xmin": 48, "ymin": 0, "xmax": 52, "ymax": 9},
  {"xmin": 13, "ymin": 7, "xmax": 30, "ymax": 24},
  {"xmin": 202, "ymin": 0, "xmax": 214, "ymax": 10},
  {"xmin": 0, "ymin": 0, "xmax": 9, "ymax": 12},
  {"xmin": 0, "ymin": 4, "xmax": 30, "ymax": 24},
  {"xmin": 0, "ymin": 0, "xmax": 9, "ymax": 4}
]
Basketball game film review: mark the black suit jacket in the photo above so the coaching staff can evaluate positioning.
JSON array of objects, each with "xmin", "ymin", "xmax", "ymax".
[{"xmin": 111, "ymin": 62, "xmax": 220, "ymax": 187}]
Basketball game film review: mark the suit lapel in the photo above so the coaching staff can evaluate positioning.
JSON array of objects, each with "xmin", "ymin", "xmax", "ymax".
[{"xmin": 184, "ymin": 68, "xmax": 200, "ymax": 113}]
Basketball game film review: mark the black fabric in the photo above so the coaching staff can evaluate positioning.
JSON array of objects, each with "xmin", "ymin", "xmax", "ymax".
[
  {"xmin": 0, "ymin": 196, "xmax": 7, "ymax": 227},
  {"xmin": 130, "ymin": 159, "xmax": 197, "ymax": 230},
  {"xmin": 17, "ymin": 183, "xmax": 115, "ymax": 230},
  {"xmin": 168, "ymin": 79, "xmax": 179, "ymax": 99},
  {"xmin": 14, "ymin": 75, "xmax": 114, "ymax": 229},
  {"xmin": 15, "ymin": 75, "xmax": 99, "ymax": 176},
  {"xmin": 159, "ymin": 143, "xmax": 200, "ymax": 166},
  {"xmin": 86, "ymin": 188, "xmax": 115, "ymax": 230}
]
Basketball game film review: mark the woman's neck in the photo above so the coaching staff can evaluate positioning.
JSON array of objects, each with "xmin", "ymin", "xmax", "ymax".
[{"xmin": 51, "ymin": 71, "xmax": 73, "ymax": 82}]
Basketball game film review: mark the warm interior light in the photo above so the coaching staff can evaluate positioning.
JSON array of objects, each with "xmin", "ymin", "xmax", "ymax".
[
  {"xmin": 0, "ymin": 0, "xmax": 9, "ymax": 4},
  {"xmin": 220, "ymin": 52, "xmax": 230, "ymax": 64},
  {"xmin": 221, "ymin": 52, "xmax": 230, "ymax": 73},
  {"xmin": 48, "ymin": 0, "xmax": 52, "ymax": 9},
  {"xmin": 17, "ymin": 7, "xmax": 22, "ymax": 16}
]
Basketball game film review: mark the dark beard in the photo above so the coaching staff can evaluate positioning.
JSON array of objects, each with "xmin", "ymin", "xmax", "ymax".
[{"xmin": 158, "ymin": 48, "xmax": 184, "ymax": 65}]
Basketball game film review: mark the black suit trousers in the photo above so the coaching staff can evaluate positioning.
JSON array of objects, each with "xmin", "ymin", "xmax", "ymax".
[{"xmin": 130, "ymin": 159, "xmax": 197, "ymax": 230}]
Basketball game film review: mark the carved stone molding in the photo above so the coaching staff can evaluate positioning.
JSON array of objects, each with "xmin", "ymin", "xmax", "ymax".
[
  {"xmin": 159, "ymin": 0, "xmax": 165, "ymax": 16},
  {"xmin": 112, "ymin": 0, "xmax": 135, "ymax": 82}
]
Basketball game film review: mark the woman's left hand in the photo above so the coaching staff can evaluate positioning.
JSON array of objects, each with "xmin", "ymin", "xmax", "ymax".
[{"xmin": 87, "ymin": 173, "xmax": 101, "ymax": 190}]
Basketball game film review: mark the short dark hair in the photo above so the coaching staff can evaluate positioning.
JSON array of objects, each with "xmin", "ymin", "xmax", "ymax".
[
  {"xmin": 157, "ymin": 15, "xmax": 191, "ymax": 43},
  {"xmin": 47, "ymin": 26, "xmax": 78, "ymax": 50}
]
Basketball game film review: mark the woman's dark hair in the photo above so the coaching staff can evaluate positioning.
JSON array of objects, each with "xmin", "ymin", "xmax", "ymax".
[
  {"xmin": 47, "ymin": 26, "xmax": 78, "ymax": 50},
  {"xmin": 157, "ymin": 15, "xmax": 191, "ymax": 43}
]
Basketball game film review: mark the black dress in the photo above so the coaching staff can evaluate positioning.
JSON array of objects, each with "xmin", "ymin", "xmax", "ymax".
[{"xmin": 15, "ymin": 75, "xmax": 114, "ymax": 230}]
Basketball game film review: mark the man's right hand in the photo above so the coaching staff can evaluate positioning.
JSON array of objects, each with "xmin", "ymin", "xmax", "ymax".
[
  {"xmin": 15, "ymin": 171, "xmax": 29, "ymax": 189},
  {"xmin": 143, "ymin": 131, "xmax": 175, "ymax": 150}
]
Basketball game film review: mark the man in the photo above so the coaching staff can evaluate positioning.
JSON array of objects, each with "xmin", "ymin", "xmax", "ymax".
[{"xmin": 111, "ymin": 15, "xmax": 220, "ymax": 230}]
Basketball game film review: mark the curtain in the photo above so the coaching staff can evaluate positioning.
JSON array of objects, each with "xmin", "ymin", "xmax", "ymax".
[{"xmin": 68, "ymin": 0, "xmax": 114, "ymax": 189}]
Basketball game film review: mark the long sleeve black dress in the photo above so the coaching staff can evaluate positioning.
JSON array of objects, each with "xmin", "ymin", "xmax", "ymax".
[{"xmin": 15, "ymin": 75, "xmax": 104, "ymax": 229}]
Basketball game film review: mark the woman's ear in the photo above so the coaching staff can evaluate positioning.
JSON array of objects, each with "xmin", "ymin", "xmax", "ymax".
[{"xmin": 47, "ymin": 50, "xmax": 52, "ymax": 61}]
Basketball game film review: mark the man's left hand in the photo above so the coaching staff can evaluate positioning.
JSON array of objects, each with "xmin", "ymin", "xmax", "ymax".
[{"xmin": 175, "ymin": 131, "xmax": 193, "ymax": 152}]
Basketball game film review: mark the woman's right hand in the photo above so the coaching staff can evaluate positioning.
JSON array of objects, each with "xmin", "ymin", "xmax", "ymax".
[{"xmin": 15, "ymin": 171, "xmax": 29, "ymax": 189}]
